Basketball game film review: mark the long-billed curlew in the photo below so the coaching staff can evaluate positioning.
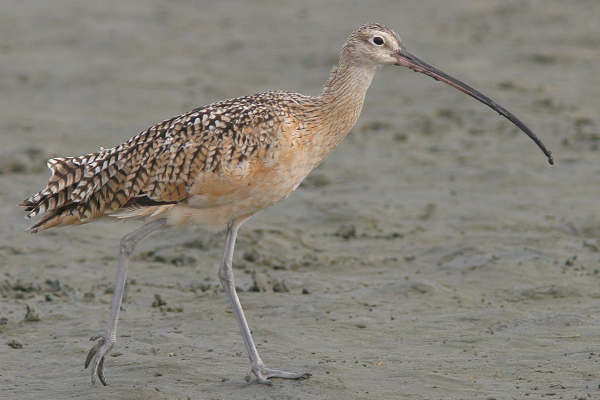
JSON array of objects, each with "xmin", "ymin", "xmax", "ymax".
[{"xmin": 20, "ymin": 23, "xmax": 553, "ymax": 386}]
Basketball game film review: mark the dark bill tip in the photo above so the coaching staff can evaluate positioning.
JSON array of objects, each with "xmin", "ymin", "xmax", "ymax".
[{"xmin": 394, "ymin": 47, "xmax": 554, "ymax": 165}]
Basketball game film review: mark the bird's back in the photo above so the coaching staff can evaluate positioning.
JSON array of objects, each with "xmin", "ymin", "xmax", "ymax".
[{"xmin": 21, "ymin": 90, "xmax": 318, "ymax": 232}]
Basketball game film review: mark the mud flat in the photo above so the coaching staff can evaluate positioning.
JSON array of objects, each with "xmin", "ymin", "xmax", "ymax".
[{"xmin": 1, "ymin": 1, "xmax": 600, "ymax": 399}]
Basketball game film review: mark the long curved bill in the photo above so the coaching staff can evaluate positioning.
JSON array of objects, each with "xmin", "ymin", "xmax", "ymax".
[{"xmin": 394, "ymin": 46, "xmax": 554, "ymax": 165}]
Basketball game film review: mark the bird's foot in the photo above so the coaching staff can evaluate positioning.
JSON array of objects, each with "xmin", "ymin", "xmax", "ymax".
[
  {"xmin": 246, "ymin": 363, "xmax": 311, "ymax": 385},
  {"xmin": 84, "ymin": 332, "xmax": 115, "ymax": 386}
]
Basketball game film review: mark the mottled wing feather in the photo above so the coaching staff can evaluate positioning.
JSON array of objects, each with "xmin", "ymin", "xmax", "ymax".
[{"xmin": 20, "ymin": 91, "xmax": 310, "ymax": 232}]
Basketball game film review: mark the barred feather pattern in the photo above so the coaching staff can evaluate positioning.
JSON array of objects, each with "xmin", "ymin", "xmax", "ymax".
[
  {"xmin": 21, "ymin": 24, "xmax": 390, "ymax": 233},
  {"xmin": 20, "ymin": 90, "xmax": 315, "ymax": 232}
]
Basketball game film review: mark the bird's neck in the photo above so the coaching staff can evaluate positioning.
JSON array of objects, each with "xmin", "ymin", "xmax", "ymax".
[
  {"xmin": 320, "ymin": 62, "xmax": 378, "ymax": 121},
  {"xmin": 311, "ymin": 63, "xmax": 379, "ymax": 158}
]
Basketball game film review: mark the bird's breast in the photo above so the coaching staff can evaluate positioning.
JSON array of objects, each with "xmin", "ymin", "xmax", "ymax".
[{"xmin": 169, "ymin": 130, "xmax": 313, "ymax": 229}]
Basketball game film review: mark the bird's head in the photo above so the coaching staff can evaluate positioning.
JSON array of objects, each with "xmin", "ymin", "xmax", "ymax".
[
  {"xmin": 340, "ymin": 23, "xmax": 553, "ymax": 165},
  {"xmin": 342, "ymin": 23, "xmax": 403, "ymax": 67}
]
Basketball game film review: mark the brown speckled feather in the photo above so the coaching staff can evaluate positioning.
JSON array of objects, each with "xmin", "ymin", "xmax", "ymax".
[
  {"xmin": 20, "ymin": 91, "xmax": 323, "ymax": 232},
  {"xmin": 21, "ymin": 24, "xmax": 409, "ymax": 233}
]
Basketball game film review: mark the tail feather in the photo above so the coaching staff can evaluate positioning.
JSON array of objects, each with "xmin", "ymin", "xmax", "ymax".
[
  {"xmin": 27, "ymin": 203, "xmax": 81, "ymax": 233},
  {"xmin": 20, "ymin": 149, "xmax": 135, "ymax": 231},
  {"xmin": 20, "ymin": 112, "xmax": 203, "ymax": 233}
]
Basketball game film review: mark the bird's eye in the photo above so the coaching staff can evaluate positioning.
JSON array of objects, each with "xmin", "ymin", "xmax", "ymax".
[{"xmin": 372, "ymin": 36, "xmax": 384, "ymax": 46}]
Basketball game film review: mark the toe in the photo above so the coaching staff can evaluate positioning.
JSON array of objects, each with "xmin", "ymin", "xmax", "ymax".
[
  {"xmin": 84, "ymin": 332, "xmax": 113, "ymax": 385},
  {"xmin": 98, "ymin": 356, "xmax": 108, "ymax": 386},
  {"xmin": 251, "ymin": 365, "xmax": 310, "ymax": 383}
]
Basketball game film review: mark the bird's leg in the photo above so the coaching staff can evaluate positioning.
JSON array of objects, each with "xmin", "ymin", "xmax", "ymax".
[
  {"xmin": 218, "ymin": 217, "xmax": 310, "ymax": 384},
  {"xmin": 84, "ymin": 218, "xmax": 167, "ymax": 385}
]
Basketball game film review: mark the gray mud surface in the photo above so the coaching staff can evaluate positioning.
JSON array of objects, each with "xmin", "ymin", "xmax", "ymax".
[{"xmin": 2, "ymin": 1, "xmax": 600, "ymax": 399}]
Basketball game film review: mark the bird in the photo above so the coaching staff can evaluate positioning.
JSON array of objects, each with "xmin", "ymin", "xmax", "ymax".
[{"xmin": 20, "ymin": 23, "xmax": 553, "ymax": 386}]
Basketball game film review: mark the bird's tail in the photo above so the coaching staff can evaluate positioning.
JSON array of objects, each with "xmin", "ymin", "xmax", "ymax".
[{"xmin": 19, "ymin": 150, "xmax": 133, "ymax": 233}]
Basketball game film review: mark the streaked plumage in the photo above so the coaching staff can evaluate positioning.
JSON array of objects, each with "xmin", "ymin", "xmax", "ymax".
[
  {"xmin": 22, "ymin": 91, "xmax": 310, "ymax": 230},
  {"xmin": 20, "ymin": 23, "xmax": 551, "ymax": 386}
]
